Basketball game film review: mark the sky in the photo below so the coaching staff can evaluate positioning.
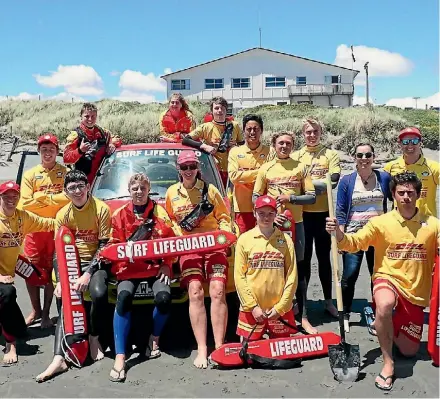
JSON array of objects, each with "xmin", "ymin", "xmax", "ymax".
[{"xmin": 1, "ymin": 0, "xmax": 438, "ymax": 108}]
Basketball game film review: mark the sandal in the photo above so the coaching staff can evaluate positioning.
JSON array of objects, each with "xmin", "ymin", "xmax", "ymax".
[
  {"xmin": 375, "ymin": 373, "xmax": 394, "ymax": 391},
  {"xmin": 145, "ymin": 345, "xmax": 161, "ymax": 359},
  {"xmin": 109, "ymin": 366, "xmax": 126, "ymax": 383},
  {"xmin": 363, "ymin": 306, "xmax": 377, "ymax": 336}
]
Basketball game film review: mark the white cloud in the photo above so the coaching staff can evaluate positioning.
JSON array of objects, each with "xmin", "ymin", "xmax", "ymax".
[
  {"xmin": 110, "ymin": 70, "xmax": 121, "ymax": 77},
  {"xmin": 385, "ymin": 92, "xmax": 440, "ymax": 109},
  {"xmin": 34, "ymin": 65, "xmax": 104, "ymax": 96},
  {"xmin": 118, "ymin": 70, "xmax": 167, "ymax": 93},
  {"xmin": 334, "ymin": 44, "xmax": 414, "ymax": 86},
  {"xmin": 113, "ymin": 90, "xmax": 157, "ymax": 103}
]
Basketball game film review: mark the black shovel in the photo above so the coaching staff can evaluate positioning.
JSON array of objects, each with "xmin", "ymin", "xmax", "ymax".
[{"xmin": 326, "ymin": 174, "xmax": 360, "ymax": 382}]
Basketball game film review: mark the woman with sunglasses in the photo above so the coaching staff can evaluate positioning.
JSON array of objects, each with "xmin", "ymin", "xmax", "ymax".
[
  {"xmin": 384, "ymin": 127, "xmax": 439, "ymax": 217},
  {"xmin": 336, "ymin": 143, "xmax": 392, "ymax": 332},
  {"xmin": 165, "ymin": 150, "xmax": 231, "ymax": 369}
]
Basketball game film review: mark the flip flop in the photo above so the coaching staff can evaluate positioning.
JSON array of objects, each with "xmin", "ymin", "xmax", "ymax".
[
  {"xmin": 0, "ymin": 360, "xmax": 17, "ymax": 367},
  {"xmin": 145, "ymin": 345, "xmax": 161, "ymax": 360},
  {"xmin": 375, "ymin": 373, "xmax": 394, "ymax": 391},
  {"xmin": 109, "ymin": 366, "xmax": 126, "ymax": 383},
  {"xmin": 363, "ymin": 306, "xmax": 377, "ymax": 336}
]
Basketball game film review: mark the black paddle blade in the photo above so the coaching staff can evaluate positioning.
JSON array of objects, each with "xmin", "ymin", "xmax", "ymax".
[{"xmin": 328, "ymin": 342, "xmax": 360, "ymax": 382}]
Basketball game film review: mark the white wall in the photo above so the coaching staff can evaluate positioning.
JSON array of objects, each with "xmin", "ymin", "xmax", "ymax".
[{"xmin": 164, "ymin": 49, "xmax": 356, "ymax": 109}]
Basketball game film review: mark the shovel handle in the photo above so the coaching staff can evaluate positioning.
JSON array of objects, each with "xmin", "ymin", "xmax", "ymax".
[{"xmin": 326, "ymin": 174, "xmax": 343, "ymax": 313}]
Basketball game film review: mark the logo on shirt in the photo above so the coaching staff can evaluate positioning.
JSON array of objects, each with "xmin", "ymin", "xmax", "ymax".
[
  {"xmin": 259, "ymin": 154, "xmax": 266, "ymax": 159},
  {"xmin": 75, "ymin": 229, "xmax": 98, "ymax": 243},
  {"xmin": 57, "ymin": 172, "xmax": 64, "ymax": 177},
  {"xmin": 249, "ymin": 251, "xmax": 284, "ymax": 269},
  {"xmin": 386, "ymin": 243, "xmax": 427, "ymax": 260},
  {"xmin": 35, "ymin": 175, "xmax": 43, "ymax": 180},
  {"xmin": 0, "ymin": 232, "xmax": 22, "ymax": 247},
  {"xmin": 237, "ymin": 154, "xmax": 245, "ymax": 159},
  {"xmin": 421, "ymin": 171, "xmax": 430, "ymax": 177},
  {"xmin": 277, "ymin": 238, "xmax": 286, "ymax": 245},
  {"xmin": 172, "ymin": 196, "xmax": 180, "ymax": 202}
]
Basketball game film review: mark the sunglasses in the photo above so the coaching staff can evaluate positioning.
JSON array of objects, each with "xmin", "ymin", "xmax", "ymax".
[
  {"xmin": 179, "ymin": 164, "xmax": 198, "ymax": 171},
  {"xmin": 356, "ymin": 152, "xmax": 373, "ymax": 159},
  {"xmin": 66, "ymin": 183, "xmax": 87, "ymax": 193},
  {"xmin": 401, "ymin": 138, "xmax": 421, "ymax": 146}
]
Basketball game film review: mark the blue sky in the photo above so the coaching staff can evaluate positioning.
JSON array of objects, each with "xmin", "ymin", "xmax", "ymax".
[{"xmin": 1, "ymin": 0, "xmax": 438, "ymax": 106}]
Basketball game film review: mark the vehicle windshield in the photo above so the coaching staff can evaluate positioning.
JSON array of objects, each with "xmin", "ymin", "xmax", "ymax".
[{"xmin": 92, "ymin": 148, "xmax": 221, "ymax": 201}]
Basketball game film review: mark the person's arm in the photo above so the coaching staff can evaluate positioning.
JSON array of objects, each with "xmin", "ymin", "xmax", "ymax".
[
  {"xmin": 228, "ymin": 150, "xmax": 259, "ymax": 184},
  {"xmin": 252, "ymin": 167, "xmax": 267, "ymax": 204},
  {"xmin": 290, "ymin": 173, "xmax": 316, "ymax": 205},
  {"xmin": 336, "ymin": 219, "xmax": 378, "ymax": 253},
  {"xmin": 63, "ymin": 131, "xmax": 82, "ymax": 165},
  {"xmin": 431, "ymin": 160, "xmax": 439, "ymax": 186},
  {"xmin": 182, "ymin": 125, "xmax": 205, "ymax": 149},
  {"xmin": 273, "ymin": 235, "xmax": 298, "ymax": 316},
  {"xmin": 165, "ymin": 189, "xmax": 183, "ymax": 236},
  {"xmin": 211, "ymin": 186, "xmax": 232, "ymax": 233},
  {"xmin": 234, "ymin": 124, "xmax": 245, "ymax": 146},
  {"xmin": 23, "ymin": 211, "xmax": 55, "ymax": 234},
  {"xmin": 336, "ymin": 176, "xmax": 349, "ymax": 226},
  {"xmin": 18, "ymin": 171, "xmax": 46, "ymax": 213},
  {"xmin": 234, "ymin": 237, "xmax": 258, "ymax": 311},
  {"xmin": 108, "ymin": 210, "xmax": 125, "ymax": 244}
]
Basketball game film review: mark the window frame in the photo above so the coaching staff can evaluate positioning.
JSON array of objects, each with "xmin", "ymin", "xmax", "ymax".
[
  {"xmin": 171, "ymin": 79, "xmax": 189, "ymax": 91},
  {"xmin": 204, "ymin": 78, "xmax": 224, "ymax": 90},
  {"xmin": 265, "ymin": 76, "xmax": 286, "ymax": 88},
  {"xmin": 231, "ymin": 77, "xmax": 251, "ymax": 89},
  {"xmin": 296, "ymin": 76, "xmax": 307, "ymax": 86}
]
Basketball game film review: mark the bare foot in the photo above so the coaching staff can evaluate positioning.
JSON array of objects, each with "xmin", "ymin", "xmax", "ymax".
[
  {"xmin": 35, "ymin": 355, "xmax": 68, "ymax": 383},
  {"xmin": 110, "ymin": 354, "xmax": 126, "ymax": 382},
  {"xmin": 193, "ymin": 347, "xmax": 208, "ymax": 369},
  {"xmin": 325, "ymin": 301, "xmax": 339, "ymax": 318},
  {"xmin": 89, "ymin": 335, "xmax": 104, "ymax": 361},
  {"xmin": 40, "ymin": 315, "xmax": 54, "ymax": 329},
  {"xmin": 375, "ymin": 363, "xmax": 394, "ymax": 390},
  {"xmin": 301, "ymin": 318, "xmax": 318, "ymax": 335},
  {"xmin": 25, "ymin": 311, "xmax": 41, "ymax": 326},
  {"xmin": 2, "ymin": 342, "xmax": 18, "ymax": 365}
]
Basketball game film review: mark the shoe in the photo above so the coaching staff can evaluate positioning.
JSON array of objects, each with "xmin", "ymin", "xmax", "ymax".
[
  {"xmin": 109, "ymin": 367, "xmax": 126, "ymax": 383},
  {"xmin": 374, "ymin": 374, "xmax": 394, "ymax": 391}
]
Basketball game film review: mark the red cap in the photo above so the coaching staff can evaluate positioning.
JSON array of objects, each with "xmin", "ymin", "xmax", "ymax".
[
  {"xmin": 0, "ymin": 181, "xmax": 20, "ymax": 195},
  {"xmin": 38, "ymin": 133, "xmax": 59, "ymax": 148},
  {"xmin": 177, "ymin": 150, "xmax": 200, "ymax": 165},
  {"xmin": 398, "ymin": 127, "xmax": 422, "ymax": 140},
  {"xmin": 254, "ymin": 195, "xmax": 277, "ymax": 210}
]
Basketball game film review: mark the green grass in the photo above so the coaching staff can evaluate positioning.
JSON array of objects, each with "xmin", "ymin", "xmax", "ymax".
[{"xmin": 0, "ymin": 100, "xmax": 438, "ymax": 152}]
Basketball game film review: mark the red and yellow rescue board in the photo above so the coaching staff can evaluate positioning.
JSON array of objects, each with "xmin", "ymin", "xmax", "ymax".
[
  {"xmin": 210, "ymin": 332, "xmax": 340, "ymax": 367},
  {"xmin": 15, "ymin": 254, "xmax": 49, "ymax": 286},
  {"xmin": 428, "ymin": 253, "xmax": 439, "ymax": 366},
  {"xmin": 100, "ymin": 231, "xmax": 237, "ymax": 262}
]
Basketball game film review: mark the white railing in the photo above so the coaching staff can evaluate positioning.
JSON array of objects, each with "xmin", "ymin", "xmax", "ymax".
[{"xmin": 288, "ymin": 83, "xmax": 354, "ymax": 96}]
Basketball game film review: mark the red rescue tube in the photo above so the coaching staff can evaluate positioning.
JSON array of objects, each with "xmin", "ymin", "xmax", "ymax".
[
  {"xmin": 55, "ymin": 226, "xmax": 89, "ymax": 367},
  {"xmin": 428, "ymin": 252, "xmax": 439, "ymax": 366},
  {"xmin": 15, "ymin": 255, "xmax": 49, "ymax": 286},
  {"xmin": 210, "ymin": 331, "xmax": 340, "ymax": 368},
  {"xmin": 278, "ymin": 210, "xmax": 296, "ymax": 241}
]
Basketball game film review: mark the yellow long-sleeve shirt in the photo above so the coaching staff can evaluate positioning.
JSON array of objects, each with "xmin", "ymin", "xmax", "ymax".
[
  {"xmin": 253, "ymin": 158, "xmax": 315, "ymax": 223},
  {"xmin": 55, "ymin": 196, "xmax": 111, "ymax": 263},
  {"xmin": 338, "ymin": 209, "xmax": 439, "ymax": 307},
  {"xmin": 234, "ymin": 226, "xmax": 297, "ymax": 315},
  {"xmin": 0, "ymin": 209, "xmax": 55, "ymax": 276},
  {"xmin": 292, "ymin": 145, "xmax": 341, "ymax": 212},
  {"xmin": 165, "ymin": 179, "xmax": 231, "ymax": 235},
  {"xmin": 18, "ymin": 163, "xmax": 70, "ymax": 218},
  {"xmin": 384, "ymin": 155, "xmax": 439, "ymax": 217},
  {"xmin": 228, "ymin": 143, "xmax": 272, "ymax": 213},
  {"xmin": 187, "ymin": 121, "xmax": 243, "ymax": 172}
]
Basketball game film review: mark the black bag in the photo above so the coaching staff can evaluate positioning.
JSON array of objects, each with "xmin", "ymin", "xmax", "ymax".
[
  {"xmin": 74, "ymin": 126, "xmax": 108, "ymax": 176},
  {"xmin": 179, "ymin": 182, "xmax": 214, "ymax": 232},
  {"xmin": 128, "ymin": 201, "xmax": 156, "ymax": 242},
  {"xmin": 217, "ymin": 122, "xmax": 234, "ymax": 153}
]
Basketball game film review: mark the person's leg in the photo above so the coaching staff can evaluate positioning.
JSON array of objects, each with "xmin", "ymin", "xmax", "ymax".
[
  {"xmin": 24, "ymin": 283, "xmax": 41, "ymax": 326},
  {"xmin": 297, "ymin": 213, "xmax": 317, "ymax": 333},
  {"xmin": 341, "ymin": 250, "xmax": 364, "ymax": 314},
  {"xmin": 373, "ymin": 282, "xmax": 397, "ymax": 390},
  {"xmin": 314, "ymin": 211, "xmax": 337, "ymax": 316},
  {"xmin": 36, "ymin": 298, "xmax": 69, "ymax": 382},
  {"xmin": 188, "ymin": 280, "xmax": 208, "ymax": 368},
  {"xmin": 148, "ymin": 279, "xmax": 171, "ymax": 358},
  {"xmin": 41, "ymin": 238, "xmax": 56, "ymax": 328},
  {"xmin": 88, "ymin": 269, "xmax": 108, "ymax": 361},
  {"xmin": 365, "ymin": 246, "xmax": 375, "ymax": 295},
  {"xmin": 110, "ymin": 280, "xmax": 138, "ymax": 382}
]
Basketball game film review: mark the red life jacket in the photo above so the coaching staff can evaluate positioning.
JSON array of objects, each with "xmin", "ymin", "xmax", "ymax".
[{"xmin": 161, "ymin": 110, "xmax": 194, "ymax": 134}]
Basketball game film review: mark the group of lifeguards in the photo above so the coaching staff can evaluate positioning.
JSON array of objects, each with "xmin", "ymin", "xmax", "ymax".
[{"xmin": 0, "ymin": 96, "xmax": 437, "ymax": 391}]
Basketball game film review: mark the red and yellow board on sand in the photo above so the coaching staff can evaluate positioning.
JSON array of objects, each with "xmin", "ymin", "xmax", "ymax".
[{"xmin": 428, "ymin": 253, "xmax": 439, "ymax": 367}]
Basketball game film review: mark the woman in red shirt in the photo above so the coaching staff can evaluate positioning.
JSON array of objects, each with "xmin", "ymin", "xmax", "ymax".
[{"xmin": 159, "ymin": 93, "xmax": 196, "ymax": 143}]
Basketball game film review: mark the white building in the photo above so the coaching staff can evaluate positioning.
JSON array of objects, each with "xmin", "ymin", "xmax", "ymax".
[{"xmin": 161, "ymin": 47, "xmax": 359, "ymax": 112}]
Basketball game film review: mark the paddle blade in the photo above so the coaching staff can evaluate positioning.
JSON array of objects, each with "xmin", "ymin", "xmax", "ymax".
[{"xmin": 329, "ymin": 342, "xmax": 360, "ymax": 382}]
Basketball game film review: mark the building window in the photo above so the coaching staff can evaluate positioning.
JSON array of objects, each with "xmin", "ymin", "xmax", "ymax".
[
  {"xmin": 325, "ymin": 75, "xmax": 341, "ymax": 84},
  {"xmin": 277, "ymin": 101, "xmax": 288, "ymax": 106},
  {"xmin": 227, "ymin": 103, "xmax": 233, "ymax": 116},
  {"xmin": 205, "ymin": 78, "xmax": 224, "ymax": 89},
  {"xmin": 296, "ymin": 76, "xmax": 307, "ymax": 85},
  {"xmin": 265, "ymin": 77, "xmax": 286, "ymax": 88},
  {"xmin": 231, "ymin": 78, "xmax": 250, "ymax": 88},
  {"xmin": 297, "ymin": 100, "xmax": 313, "ymax": 105},
  {"xmin": 171, "ymin": 79, "xmax": 190, "ymax": 90}
]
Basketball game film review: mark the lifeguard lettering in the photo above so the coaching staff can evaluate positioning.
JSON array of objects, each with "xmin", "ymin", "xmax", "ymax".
[
  {"xmin": 65, "ymin": 245, "xmax": 83, "ymax": 308},
  {"xmin": 269, "ymin": 336, "xmax": 324, "ymax": 357},
  {"xmin": 15, "ymin": 258, "xmax": 34, "ymax": 278}
]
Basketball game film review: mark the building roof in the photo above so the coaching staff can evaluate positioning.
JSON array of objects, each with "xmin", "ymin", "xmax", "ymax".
[{"xmin": 161, "ymin": 47, "xmax": 360, "ymax": 78}]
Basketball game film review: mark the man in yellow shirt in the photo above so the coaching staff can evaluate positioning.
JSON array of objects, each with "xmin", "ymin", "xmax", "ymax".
[
  {"xmin": 292, "ymin": 118, "xmax": 341, "ymax": 322},
  {"xmin": 326, "ymin": 172, "xmax": 439, "ymax": 391},
  {"xmin": 228, "ymin": 114, "xmax": 272, "ymax": 233},
  {"xmin": 384, "ymin": 127, "xmax": 439, "ymax": 217},
  {"xmin": 253, "ymin": 131, "xmax": 317, "ymax": 334},
  {"xmin": 182, "ymin": 97, "xmax": 244, "ymax": 188},
  {"xmin": 36, "ymin": 170, "xmax": 111, "ymax": 382},
  {"xmin": 19, "ymin": 133, "xmax": 69, "ymax": 328},
  {"xmin": 0, "ymin": 181, "xmax": 55, "ymax": 365},
  {"xmin": 165, "ymin": 150, "xmax": 231, "ymax": 369},
  {"xmin": 235, "ymin": 195, "xmax": 298, "ymax": 340}
]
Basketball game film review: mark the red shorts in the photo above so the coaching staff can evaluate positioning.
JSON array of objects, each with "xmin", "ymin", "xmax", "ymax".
[
  {"xmin": 235, "ymin": 212, "xmax": 256, "ymax": 234},
  {"xmin": 373, "ymin": 278, "xmax": 424, "ymax": 343},
  {"xmin": 23, "ymin": 232, "xmax": 55, "ymax": 272},
  {"xmin": 237, "ymin": 309, "xmax": 298, "ymax": 340},
  {"xmin": 180, "ymin": 251, "xmax": 228, "ymax": 287}
]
